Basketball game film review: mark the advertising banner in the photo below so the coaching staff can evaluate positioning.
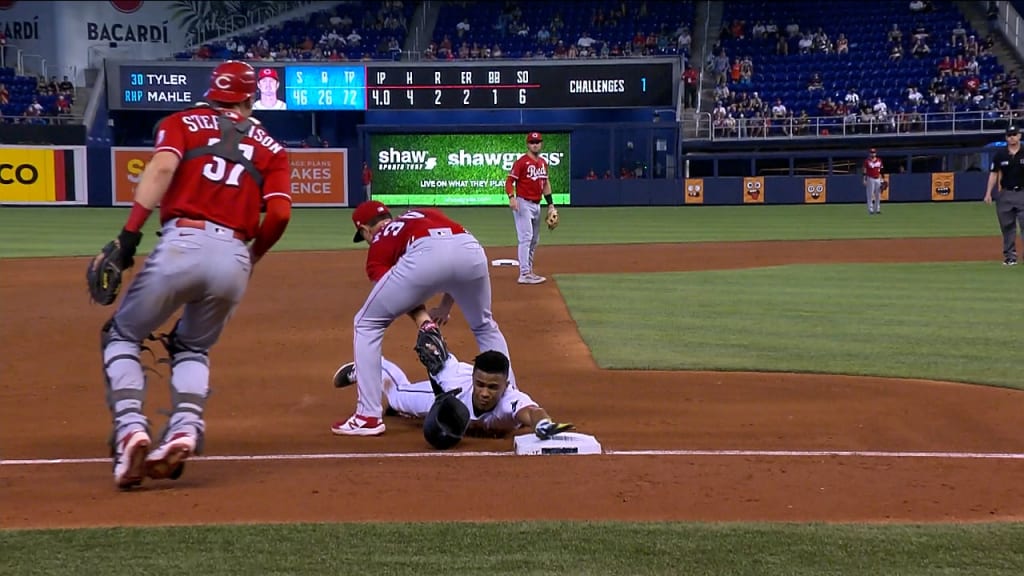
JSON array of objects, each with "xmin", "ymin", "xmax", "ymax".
[
  {"xmin": 368, "ymin": 132, "xmax": 571, "ymax": 206},
  {"xmin": 931, "ymin": 172, "xmax": 954, "ymax": 201},
  {"xmin": 0, "ymin": 145, "xmax": 87, "ymax": 204},
  {"xmin": 742, "ymin": 176, "xmax": 765, "ymax": 204},
  {"xmin": 683, "ymin": 178, "xmax": 704, "ymax": 204},
  {"xmin": 804, "ymin": 177, "xmax": 826, "ymax": 203},
  {"xmin": 111, "ymin": 147, "xmax": 349, "ymax": 206}
]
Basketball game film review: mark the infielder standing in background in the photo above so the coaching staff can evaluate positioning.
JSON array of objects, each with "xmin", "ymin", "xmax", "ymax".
[
  {"xmin": 863, "ymin": 147, "xmax": 884, "ymax": 215},
  {"xmin": 335, "ymin": 200, "xmax": 514, "ymax": 437},
  {"xmin": 88, "ymin": 61, "xmax": 292, "ymax": 489},
  {"xmin": 333, "ymin": 350, "xmax": 574, "ymax": 442},
  {"xmin": 507, "ymin": 132, "xmax": 559, "ymax": 284}
]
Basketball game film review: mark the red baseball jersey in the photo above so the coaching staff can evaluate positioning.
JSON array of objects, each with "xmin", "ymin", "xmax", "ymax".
[
  {"xmin": 863, "ymin": 157, "xmax": 883, "ymax": 178},
  {"xmin": 508, "ymin": 154, "xmax": 549, "ymax": 202},
  {"xmin": 365, "ymin": 208, "xmax": 467, "ymax": 281},
  {"xmin": 153, "ymin": 106, "xmax": 291, "ymax": 240}
]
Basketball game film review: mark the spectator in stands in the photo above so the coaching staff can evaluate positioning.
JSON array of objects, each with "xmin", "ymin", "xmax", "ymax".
[
  {"xmin": 785, "ymin": 20, "xmax": 800, "ymax": 38},
  {"xmin": 347, "ymin": 29, "xmax": 363, "ymax": 47},
  {"xmin": 25, "ymin": 97, "xmax": 43, "ymax": 119},
  {"xmin": 965, "ymin": 34, "xmax": 980, "ymax": 57},
  {"xmin": 771, "ymin": 98, "xmax": 788, "ymax": 120},
  {"xmin": 890, "ymin": 43, "xmax": 903, "ymax": 62},
  {"xmin": 764, "ymin": 20, "xmax": 778, "ymax": 39},
  {"xmin": 740, "ymin": 56, "xmax": 753, "ymax": 85},
  {"xmin": 951, "ymin": 22, "xmax": 967, "ymax": 46},
  {"xmin": 812, "ymin": 28, "xmax": 830, "ymax": 53},
  {"xmin": 751, "ymin": 21, "xmax": 766, "ymax": 39},
  {"xmin": 0, "ymin": 83, "xmax": 8, "ymax": 106},
  {"xmin": 798, "ymin": 33, "xmax": 813, "ymax": 54},
  {"xmin": 586, "ymin": 169, "xmax": 598, "ymax": 180},
  {"xmin": 909, "ymin": 0, "xmax": 926, "ymax": 13},
  {"xmin": 911, "ymin": 36, "xmax": 931, "ymax": 58},
  {"xmin": 912, "ymin": 22, "xmax": 929, "ymax": 42},
  {"xmin": 676, "ymin": 25, "xmax": 691, "ymax": 53},
  {"xmin": 835, "ymin": 33, "xmax": 849, "ymax": 55},
  {"xmin": 56, "ymin": 94, "xmax": 71, "ymax": 118},
  {"xmin": 845, "ymin": 87, "xmax": 861, "ymax": 109},
  {"xmin": 713, "ymin": 50, "xmax": 730, "ymax": 86},
  {"xmin": 770, "ymin": 33, "xmax": 786, "ymax": 55},
  {"xmin": 888, "ymin": 23, "xmax": 903, "ymax": 44},
  {"xmin": 577, "ymin": 31, "xmax": 596, "ymax": 52},
  {"xmin": 907, "ymin": 84, "xmax": 924, "ymax": 106},
  {"xmin": 806, "ymin": 72, "xmax": 823, "ymax": 91},
  {"xmin": 938, "ymin": 55, "xmax": 953, "ymax": 76}
]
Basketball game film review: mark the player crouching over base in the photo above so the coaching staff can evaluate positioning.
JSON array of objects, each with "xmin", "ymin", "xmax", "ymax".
[{"xmin": 333, "ymin": 350, "xmax": 574, "ymax": 449}]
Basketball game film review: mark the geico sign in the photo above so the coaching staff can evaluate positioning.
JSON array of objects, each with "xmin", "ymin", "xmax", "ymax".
[{"xmin": 0, "ymin": 163, "xmax": 39, "ymax": 185}]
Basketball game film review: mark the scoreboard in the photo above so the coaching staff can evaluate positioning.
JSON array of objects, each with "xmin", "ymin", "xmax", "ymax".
[
  {"xmin": 363, "ymin": 61, "xmax": 674, "ymax": 109},
  {"xmin": 284, "ymin": 66, "xmax": 366, "ymax": 111},
  {"xmin": 107, "ymin": 59, "xmax": 677, "ymax": 111}
]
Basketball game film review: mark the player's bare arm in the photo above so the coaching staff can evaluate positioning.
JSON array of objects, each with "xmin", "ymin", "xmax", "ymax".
[
  {"xmin": 134, "ymin": 151, "xmax": 180, "ymax": 209},
  {"xmin": 986, "ymin": 171, "xmax": 999, "ymax": 204},
  {"xmin": 515, "ymin": 405, "xmax": 575, "ymax": 439},
  {"xmin": 428, "ymin": 293, "xmax": 456, "ymax": 325},
  {"xmin": 505, "ymin": 174, "xmax": 518, "ymax": 211}
]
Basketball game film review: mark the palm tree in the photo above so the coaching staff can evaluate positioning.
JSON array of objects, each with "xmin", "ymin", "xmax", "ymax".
[{"xmin": 169, "ymin": 0, "xmax": 316, "ymax": 47}]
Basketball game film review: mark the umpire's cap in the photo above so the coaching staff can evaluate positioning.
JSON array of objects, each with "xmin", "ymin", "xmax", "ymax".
[{"xmin": 422, "ymin": 388, "xmax": 471, "ymax": 450}]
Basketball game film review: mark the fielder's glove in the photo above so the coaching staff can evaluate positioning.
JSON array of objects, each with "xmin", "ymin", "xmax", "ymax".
[
  {"xmin": 879, "ymin": 180, "xmax": 889, "ymax": 192},
  {"xmin": 86, "ymin": 229, "xmax": 142, "ymax": 306},
  {"xmin": 414, "ymin": 320, "xmax": 449, "ymax": 376},
  {"xmin": 545, "ymin": 207, "xmax": 559, "ymax": 230},
  {"xmin": 534, "ymin": 418, "xmax": 575, "ymax": 440}
]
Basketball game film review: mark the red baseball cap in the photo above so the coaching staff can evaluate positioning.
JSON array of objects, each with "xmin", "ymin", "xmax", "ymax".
[
  {"xmin": 259, "ymin": 67, "xmax": 279, "ymax": 81},
  {"xmin": 352, "ymin": 200, "xmax": 391, "ymax": 242},
  {"xmin": 527, "ymin": 132, "xmax": 543, "ymax": 143}
]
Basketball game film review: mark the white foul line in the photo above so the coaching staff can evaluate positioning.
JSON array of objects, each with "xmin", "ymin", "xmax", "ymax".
[{"xmin": 3, "ymin": 448, "xmax": 1024, "ymax": 467}]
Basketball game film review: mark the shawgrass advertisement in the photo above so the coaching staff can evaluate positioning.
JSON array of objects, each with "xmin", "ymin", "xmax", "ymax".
[{"xmin": 369, "ymin": 133, "xmax": 571, "ymax": 206}]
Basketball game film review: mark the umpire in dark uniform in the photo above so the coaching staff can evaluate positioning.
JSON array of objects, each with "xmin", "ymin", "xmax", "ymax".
[{"xmin": 985, "ymin": 125, "xmax": 1024, "ymax": 266}]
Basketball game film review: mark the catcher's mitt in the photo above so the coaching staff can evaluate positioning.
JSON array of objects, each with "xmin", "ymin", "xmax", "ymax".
[
  {"xmin": 546, "ymin": 208, "xmax": 559, "ymax": 230},
  {"xmin": 86, "ymin": 230, "xmax": 142, "ymax": 306},
  {"xmin": 879, "ymin": 180, "xmax": 889, "ymax": 192},
  {"xmin": 414, "ymin": 320, "xmax": 449, "ymax": 376}
]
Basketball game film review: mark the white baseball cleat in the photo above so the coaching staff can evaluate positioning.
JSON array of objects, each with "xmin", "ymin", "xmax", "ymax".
[
  {"xmin": 145, "ymin": 431, "xmax": 197, "ymax": 480},
  {"xmin": 331, "ymin": 413, "xmax": 386, "ymax": 436},
  {"xmin": 113, "ymin": 429, "xmax": 151, "ymax": 490},
  {"xmin": 517, "ymin": 274, "xmax": 546, "ymax": 284}
]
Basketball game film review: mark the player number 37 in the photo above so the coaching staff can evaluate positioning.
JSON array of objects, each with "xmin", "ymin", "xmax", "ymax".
[{"xmin": 201, "ymin": 137, "xmax": 255, "ymax": 186}]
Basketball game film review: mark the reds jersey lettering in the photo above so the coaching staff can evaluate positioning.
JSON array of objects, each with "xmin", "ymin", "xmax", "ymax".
[
  {"xmin": 864, "ymin": 157, "xmax": 883, "ymax": 179},
  {"xmin": 509, "ymin": 154, "xmax": 549, "ymax": 202},
  {"xmin": 154, "ymin": 107, "xmax": 291, "ymax": 239},
  {"xmin": 365, "ymin": 208, "xmax": 467, "ymax": 281}
]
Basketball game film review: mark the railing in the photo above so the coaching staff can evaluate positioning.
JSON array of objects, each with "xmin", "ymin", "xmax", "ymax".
[
  {"xmin": 996, "ymin": 1, "xmax": 1024, "ymax": 62},
  {"xmin": 684, "ymin": 108, "xmax": 1024, "ymax": 140},
  {"xmin": 1, "ymin": 115, "xmax": 87, "ymax": 125},
  {"xmin": 18, "ymin": 53, "xmax": 47, "ymax": 79}
]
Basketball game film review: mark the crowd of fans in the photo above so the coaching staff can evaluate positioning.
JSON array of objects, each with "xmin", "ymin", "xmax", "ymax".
[
  {"xmin": 704, "ymin": 1, "xmax": 1023, "ymax": 138},
  {"xmin": 180, "ymin": 1, "xmax": 410, "ymax": 62},
  {"xmin": 427, "ymin": 1, "xmax": 691, "ymax": 61},
  {"xmin": 0, "ymin": 73, "xmax": 76, "ymax": 124}
]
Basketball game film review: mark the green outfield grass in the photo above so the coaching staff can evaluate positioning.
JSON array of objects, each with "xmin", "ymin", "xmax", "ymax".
[
  {"xmin": 557, "ymin": 261, "xmax": 1023, "ymax": 389},
  {"xmin": 0, "ymin": 202, "xmax": 999, "ymax": 258},
  {"xmin": 2, "ymin": 521, "xmax": 1023, "ymax": 575}
]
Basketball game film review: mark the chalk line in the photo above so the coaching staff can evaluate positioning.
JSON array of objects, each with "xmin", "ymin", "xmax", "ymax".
[{"xmin": 3, "ymin": 448, "xmax": 1024, "ymax": 467}]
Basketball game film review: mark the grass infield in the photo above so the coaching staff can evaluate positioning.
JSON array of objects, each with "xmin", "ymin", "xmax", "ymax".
[
  {"xmin": 2, "ymin": 521, "xmax": 1023, "ymax": 575},
  {"xmin": 557, "ymin": 261, "xmax": 1023, "ymax": 389},
  {"xmin": 0, "ymin": 202, "xmax": 999, "ymax": 258}
]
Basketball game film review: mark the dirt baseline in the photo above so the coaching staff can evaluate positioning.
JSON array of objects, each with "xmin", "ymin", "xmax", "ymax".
[{"xmin": 3, "ymin": 237, "xmax": 1024, "ymax": 529}]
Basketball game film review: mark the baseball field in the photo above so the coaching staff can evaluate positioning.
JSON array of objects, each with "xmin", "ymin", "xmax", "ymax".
[{"xmin": 2, "ymin": 202, "xmax": 1024, "ymax": 575}]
